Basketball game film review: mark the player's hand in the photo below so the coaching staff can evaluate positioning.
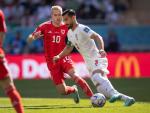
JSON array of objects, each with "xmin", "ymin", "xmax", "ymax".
[
  {"xmin": 27, "ymin": 31, "xmax": 43, "ymax": 43},
  {"xmin": 27, "ymin": 35, "xmax": 34, "ymax": 43},
  {"xmin": 53, "ymin": 55, "xmax": 60, "ymax": 63},
  {"xmin": 99, "ymin": 49, "xmax": 107, "ymax": 58},
  {"xmin": 0, "ymin": 54, "xmax": 4, "ymax": 59}
]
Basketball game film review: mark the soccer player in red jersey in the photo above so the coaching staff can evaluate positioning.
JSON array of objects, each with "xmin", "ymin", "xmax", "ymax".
[
  {"xmin": 0, "ymin": 9, "xmax": 24, "ymax": 113},
  {"xmin": 27, "ymin": 6, "xmax": 93, "ymax": 103}
]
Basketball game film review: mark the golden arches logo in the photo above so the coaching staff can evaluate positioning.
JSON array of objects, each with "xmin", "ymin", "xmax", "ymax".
[{"xmin": 115, "ymin": 56, "xmax": 141, "ymax": 78}]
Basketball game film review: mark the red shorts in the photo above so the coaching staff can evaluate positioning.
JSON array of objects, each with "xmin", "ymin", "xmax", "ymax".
[
  {"xmin": 47, "ymin": 56, "xmax": 74, "ymax": 85},
  {"xmin": 0, "ymin": 48, "xmax": 9, "ymax": 80}
]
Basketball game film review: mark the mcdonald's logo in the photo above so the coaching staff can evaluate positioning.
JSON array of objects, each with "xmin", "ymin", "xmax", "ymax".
[{"xmin": 115, "ymin": 56, "xmax": 141, "ymax": 78}]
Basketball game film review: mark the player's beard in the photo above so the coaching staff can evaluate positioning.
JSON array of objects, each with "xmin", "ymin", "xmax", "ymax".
[{"xmin": 68, "ymin": 23, "xmax": 73, "ymax": 29}]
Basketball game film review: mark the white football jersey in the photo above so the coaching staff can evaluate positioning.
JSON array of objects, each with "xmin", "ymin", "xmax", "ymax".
[
  {"xmin": 67, "ymin": 24, "xmax": 109, "ymax": 75},
  {"xmin": 67, "ymin": 24, "xmax": 100, "ymax": 60}
]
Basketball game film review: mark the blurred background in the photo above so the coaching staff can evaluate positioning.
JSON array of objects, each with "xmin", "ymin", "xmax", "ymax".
[{"xmin": 0, "ymin": 0, "xmax": 150, "ymax": 102}]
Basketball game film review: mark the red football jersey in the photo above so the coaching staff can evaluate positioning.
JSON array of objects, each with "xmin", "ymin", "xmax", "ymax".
[
  {"xmin": 32, "ymin": 21, "xmax": 68, "ymax": 63},
  {"xmin": 0, "ymin": 10, "xmax": 7, "ymax": 33}
]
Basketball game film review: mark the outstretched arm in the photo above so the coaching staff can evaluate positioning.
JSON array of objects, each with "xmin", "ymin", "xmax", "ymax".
[
  {"xmin": 27, "ymin": 31, "xmax": 43, "ymax": 43},
  {"xmin": 53, "ymin": 45, "xmax": 74, "ymax": 63}
]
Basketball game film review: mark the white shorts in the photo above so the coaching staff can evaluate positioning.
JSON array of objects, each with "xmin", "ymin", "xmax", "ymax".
[{"xmin": 85, "ymin": 57, "xmax": 109, "ymax": 76}]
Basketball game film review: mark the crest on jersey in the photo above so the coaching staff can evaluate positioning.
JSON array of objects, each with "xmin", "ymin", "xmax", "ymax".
[
  {"xmin": 61, "ymin": 30, "xmax": 65, "ymax": 34},
  {"xmin": 83, "ymin": 27, "xmax": 90, "ymax": 33}
]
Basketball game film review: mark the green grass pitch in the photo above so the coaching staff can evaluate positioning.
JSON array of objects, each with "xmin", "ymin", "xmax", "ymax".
[
  {"xmin": 0, "ymin": 78, "xmax": 150, "ymax": 113},
  {"xmin": 0, "ymin": 98, "xmax": 150, "ymax": 113}
]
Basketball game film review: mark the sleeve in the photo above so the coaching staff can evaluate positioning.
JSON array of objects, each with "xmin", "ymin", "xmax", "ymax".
[
  {"xmin": 0, "ymin": 11, "xmax": 7, "ymax": 33},
  {"xmin": 32, "ymin": 25, "xmax": 43, "ymax": 36},
  {"xmin": 81, "ymin": 26, "xmax": 95, "ymax": 39}
]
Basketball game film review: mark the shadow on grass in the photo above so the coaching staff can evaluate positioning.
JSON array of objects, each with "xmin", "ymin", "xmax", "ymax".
[{"xmin": 0, "ymin": 104, "xmax": 92, "ymax": 110}]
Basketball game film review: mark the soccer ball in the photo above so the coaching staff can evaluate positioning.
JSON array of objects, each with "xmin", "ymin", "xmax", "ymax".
[{"xmin": 91, "ymin": 93, "xmax": 106, "ymax": 107}]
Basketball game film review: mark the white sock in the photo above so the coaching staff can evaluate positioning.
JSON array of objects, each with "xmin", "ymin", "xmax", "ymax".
[{"xmin": 91, "ymin": 73, "xmax": 118, "ymax": 98}]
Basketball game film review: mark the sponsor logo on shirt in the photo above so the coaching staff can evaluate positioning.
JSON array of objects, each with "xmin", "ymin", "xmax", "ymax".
[{"xmin": 48, "ymin": 30, "xmax": 52, "ymax": 33}]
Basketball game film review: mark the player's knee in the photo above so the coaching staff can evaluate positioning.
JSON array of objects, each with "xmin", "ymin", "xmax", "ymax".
[
  {"xmin": 91, "ymin": 73, "xmax": 106, "ymax": 87},
  {"xmin": 68, "ymin": 71, "xmax": 81, "ymax": 82},
  {"xmin": 0, "ymin": 76, "xmax": 13, "ymax": 90},
  {"xmin": 67, "ymin": 69, "xmax": 76, "ymax": 77}
]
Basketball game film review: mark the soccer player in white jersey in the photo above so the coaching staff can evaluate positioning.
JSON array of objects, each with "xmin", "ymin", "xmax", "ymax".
[{"xmin": 53, "ymin": 9, "xmax": 135, "ymax": 106}]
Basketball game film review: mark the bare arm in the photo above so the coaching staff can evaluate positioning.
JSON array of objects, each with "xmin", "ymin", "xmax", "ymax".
[
  {"xmin": 59, "ymin": 45, "xmax": 74, "ymax": 58},
  {"xmin": 90, "ymin": 33, "xmax": 106, "ymax": 57},
  {"xmin": 53, "ymin": 45, "xmax": 74, "ymax": 63},
  {"xmin": 90, "ymin": 33, "xmax": 104, "ymax": 50}
]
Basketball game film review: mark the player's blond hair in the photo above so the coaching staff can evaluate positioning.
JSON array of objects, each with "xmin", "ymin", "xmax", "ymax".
[{"xmin": 51, "ymin": 5, "xmax": 62, "ymax": 14}]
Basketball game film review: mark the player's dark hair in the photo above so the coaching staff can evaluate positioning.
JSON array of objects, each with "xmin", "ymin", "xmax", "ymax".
[{"xmin": 62, "ymin": 9, "xmax": 76, "ymax": 17}]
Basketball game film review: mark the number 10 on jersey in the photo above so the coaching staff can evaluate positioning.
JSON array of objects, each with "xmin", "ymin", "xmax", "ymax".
[{"xmin": 52, "ymin": 35, "xmax": 61, "ymax": 43}]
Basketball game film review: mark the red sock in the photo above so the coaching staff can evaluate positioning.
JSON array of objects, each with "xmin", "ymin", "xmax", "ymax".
[
  {"xmin": 5, "ymin": 86, "xmax": 24, "ymax": 113},
  {"xmin": 65, "ymin": 86, "xmax": 76, "ymax": 95},
  {"xmin": 74, "ymin": 76, "xmax": 93, "ymax": 98}
]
